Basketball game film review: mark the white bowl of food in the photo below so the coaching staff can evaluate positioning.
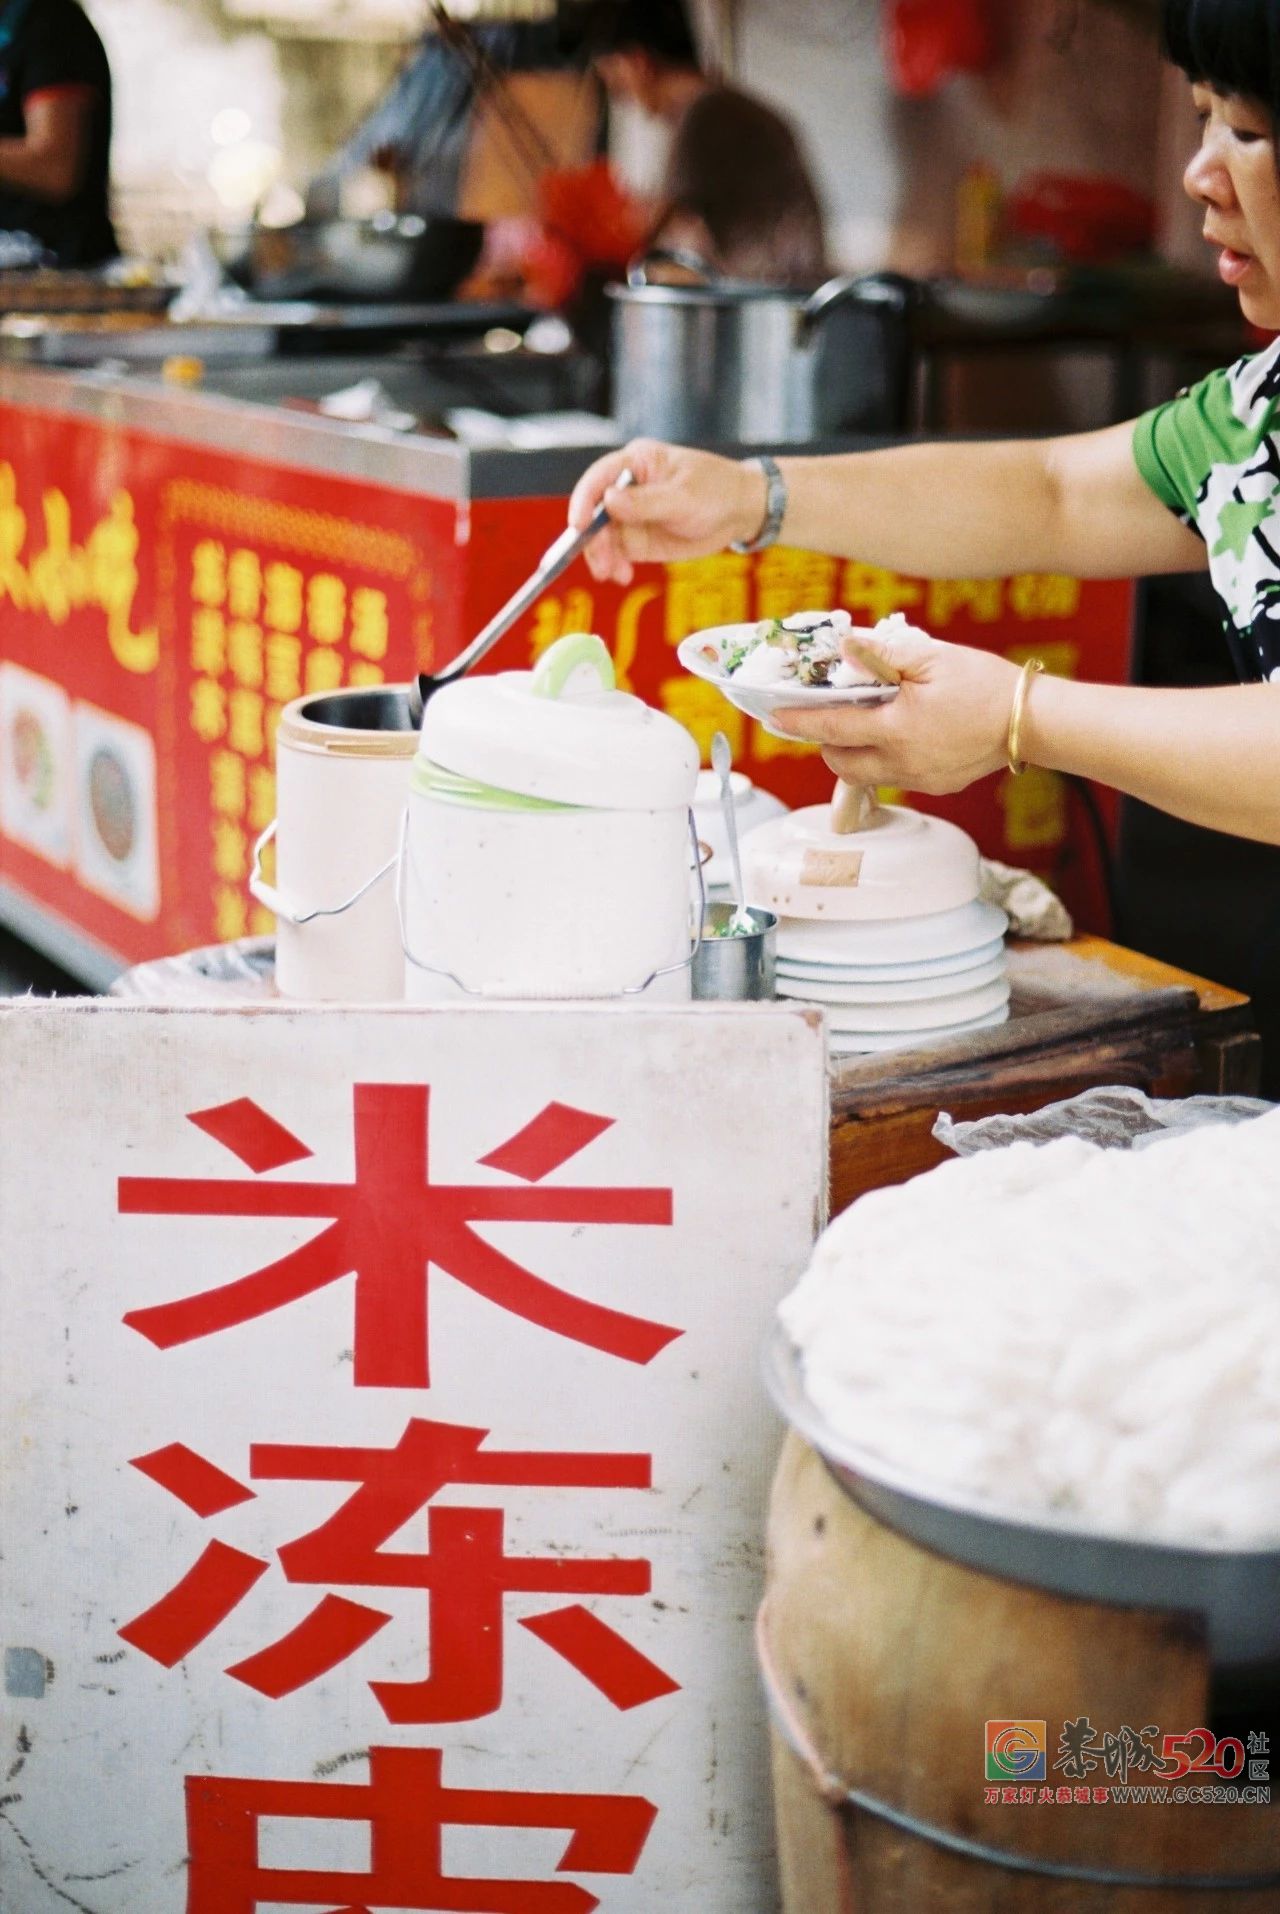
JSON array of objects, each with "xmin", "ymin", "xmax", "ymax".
[{"xmin": 677, "ymin": 609, "xmax": 901, "ymax": 736}]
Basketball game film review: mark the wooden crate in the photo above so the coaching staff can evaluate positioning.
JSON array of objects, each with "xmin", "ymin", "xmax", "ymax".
[{"xmin": 829, "ymin": 937, "xmax": 1260, "ymax": 1217}]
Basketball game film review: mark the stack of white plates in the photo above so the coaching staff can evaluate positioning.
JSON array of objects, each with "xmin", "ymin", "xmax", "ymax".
[{"xmin": 775, "ymin": 900, "xmax": 1011, "ymax": 1055}]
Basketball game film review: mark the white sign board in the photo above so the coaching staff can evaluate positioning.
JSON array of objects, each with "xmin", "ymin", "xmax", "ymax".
[{"xmin": 0, "ymin": 1001, "xmax": 827, "ymax": 1913}]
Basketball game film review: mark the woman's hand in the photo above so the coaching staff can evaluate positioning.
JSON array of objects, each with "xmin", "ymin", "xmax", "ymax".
[
  {"xmin": 772, "ymin": 624, "xmax": 1021, "ymax": 796},
  {"xmin": 568, "ymin": 439, "xmax": 766, "ymax": 584}
]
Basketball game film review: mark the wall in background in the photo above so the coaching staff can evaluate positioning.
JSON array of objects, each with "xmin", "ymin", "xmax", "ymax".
[
  {"xmin": 725, "ymin": 0, "xmax": 1172, "ymax": 272},
  {"xmin": 84, "ymin": 0, "xmax": 404, "ymax": 255},
  {"xmin": 84, "ymin": 0, "xmax": 1208, "ymax": 289}
]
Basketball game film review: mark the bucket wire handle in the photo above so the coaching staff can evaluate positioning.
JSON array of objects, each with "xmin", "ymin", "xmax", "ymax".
[
  {"xmin": 617, "ymin": 806, "xmax": 704, "ymax": 995},
  {"xmin": 249, "ymin": 819, "xmax": 397, "ymax": 928},
  {"xmin": 689, "ymin": 803, "xmax": 707, "ymax": 949},
  {"xmin": 398, "ymin": 807, "xmax": 705, "ymax": 998}
]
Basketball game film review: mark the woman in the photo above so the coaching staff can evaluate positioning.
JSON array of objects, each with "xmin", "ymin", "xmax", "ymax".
[{"xmin": 568, "ymin": 0, "xmax": 1280, "ymax": 847}]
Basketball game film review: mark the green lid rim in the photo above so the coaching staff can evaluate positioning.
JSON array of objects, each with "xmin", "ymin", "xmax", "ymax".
[{"xmin": 411, "ymin": 756, "xmax": 584, "ymax": 813}]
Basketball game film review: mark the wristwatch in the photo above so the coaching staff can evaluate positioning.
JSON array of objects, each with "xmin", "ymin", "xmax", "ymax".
[{"xmin": 730, "ymin": 454, "xmax": 788, "ymax": 554}]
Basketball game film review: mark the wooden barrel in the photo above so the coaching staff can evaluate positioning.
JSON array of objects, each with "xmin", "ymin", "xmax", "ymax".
[{"xmin": 761, "ymin": 1433, "xmax": 1279, "ymax": 1913}]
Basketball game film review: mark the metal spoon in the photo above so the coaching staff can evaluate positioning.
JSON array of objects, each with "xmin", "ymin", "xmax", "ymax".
[
  {"xmin": 711, "ymin": 730, "xmax": 754, "ymax": 935},
  {"xmin": 407, "ymin": 467, "xmax": 636, "ymax": 725}
]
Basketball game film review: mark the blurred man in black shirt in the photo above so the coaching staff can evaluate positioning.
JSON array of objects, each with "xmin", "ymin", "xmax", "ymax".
[{"xmin": 0, "ymin": 0, "xmax": 116, "ymax": 266}]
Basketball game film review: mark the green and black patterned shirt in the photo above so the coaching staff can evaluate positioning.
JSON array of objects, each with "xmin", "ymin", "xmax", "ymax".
[{"xmin": 1134, "ymin": 340, "xmax": 1280, "ymax": 684}]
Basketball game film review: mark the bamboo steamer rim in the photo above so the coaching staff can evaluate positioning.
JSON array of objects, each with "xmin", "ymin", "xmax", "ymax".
[{"xmin": 277, "ymin": 687, "xmax": 419, "ymax": 762}]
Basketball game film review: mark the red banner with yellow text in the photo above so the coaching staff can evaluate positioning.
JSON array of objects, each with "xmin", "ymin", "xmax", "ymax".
[{"xmin": 0, "ymin": 404, "xmax": 1133, "ymax": 973}]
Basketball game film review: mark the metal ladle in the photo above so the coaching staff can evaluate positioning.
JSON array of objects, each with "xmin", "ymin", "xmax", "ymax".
[
  {"xmin": 711, "ymin": 730, "xmax": 754, "ymax": 934},
  {"xmin": 407, "ymin": 468, "xmax": 636, "ymax": 724}
]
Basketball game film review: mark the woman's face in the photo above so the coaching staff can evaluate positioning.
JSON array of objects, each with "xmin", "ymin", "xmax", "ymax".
[{"xmin": 1185, "ymin": 83, "xmax": 1280, "ymax": 330}]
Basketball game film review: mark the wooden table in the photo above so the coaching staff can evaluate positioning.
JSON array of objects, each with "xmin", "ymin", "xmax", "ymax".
[{"xmin": 828, "ymin": 936, "xmax": 1260, "ymax": 1216}]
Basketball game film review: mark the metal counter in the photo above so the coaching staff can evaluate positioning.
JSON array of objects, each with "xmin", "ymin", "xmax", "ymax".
[
  {"xmin": 0, "ymin": 360, "xmax": 878, "ymax": 500},
  {"xmin": 0, "ymin": 362, "xmax": 485, "ymax": 501}
]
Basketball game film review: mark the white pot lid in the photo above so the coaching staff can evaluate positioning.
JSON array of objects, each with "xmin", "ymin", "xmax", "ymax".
[
  {"xmin": 742, "ymin": 800, "xmax": 980, "ymax": 922},
  {"xmin": 420, "ymin": 633, "xmax": 699, "ymax": 811},
  {"xmin": 692, "ymin": 771, "xmax": 789, "ymax": 888}
]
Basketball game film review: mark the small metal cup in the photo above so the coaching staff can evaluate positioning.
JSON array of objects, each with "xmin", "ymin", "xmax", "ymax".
[{"xmin": 691, "ymin": 903, "xmax": 777, "ymax": 1001}]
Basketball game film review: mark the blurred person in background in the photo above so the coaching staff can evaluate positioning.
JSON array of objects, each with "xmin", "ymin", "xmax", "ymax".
[
  {"xmin": 308, "ymin": 12, "xmax": 583, "ymax": 222},
  {"xmin": 572, "ymin": 0, "xmax": 828, "ymax": 284},
  {"xmin": 0, "ymin": 0, "xmax": 116, "ymax": 267}
]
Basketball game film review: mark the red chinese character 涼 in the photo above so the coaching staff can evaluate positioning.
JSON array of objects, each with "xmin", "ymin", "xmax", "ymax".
[
  {"xmin": 120, "ymin": 1087, "xmax": 680, "ymax": 1388},
  {"xmin": 186, "ymin": 1744, "xmax": 656, "ymax": 1914},
  {"xmin": 119, "ymin": 1418, "xmax": 681, "ymax": 1722}
]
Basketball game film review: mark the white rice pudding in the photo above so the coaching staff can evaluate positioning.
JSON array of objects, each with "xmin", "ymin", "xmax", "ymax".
[{"xmin": 780, "ymin": 1108, "xmax": 1280, "ymax": 1546}]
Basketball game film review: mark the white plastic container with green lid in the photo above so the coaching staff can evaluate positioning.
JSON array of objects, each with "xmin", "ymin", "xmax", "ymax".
[{"xmin": 402, "ymin": 633, "xmax": 701, "ymax": 1001}]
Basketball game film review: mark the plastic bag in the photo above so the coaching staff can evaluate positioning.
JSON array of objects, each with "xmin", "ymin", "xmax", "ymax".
[
  {"xmin": 108, "ymin": 937, "xmax": 277, "ymax": 1005},
  {"xmin": 934, "ymin": 1084, "xmax": 1273, "ymax": 1156}
]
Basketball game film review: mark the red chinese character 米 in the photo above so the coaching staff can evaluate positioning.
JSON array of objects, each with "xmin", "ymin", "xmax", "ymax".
[
  {"xmin": 186, "ymin": 1744, "xmax": 656, "ymax": 1914},
  {"xmin": 120, "ymin": 1418, "xmax": 680, "ymax": 1722},
  {"xmin": 120, "ymin": 1087, "xmax": 680, "ymax": 1387}
]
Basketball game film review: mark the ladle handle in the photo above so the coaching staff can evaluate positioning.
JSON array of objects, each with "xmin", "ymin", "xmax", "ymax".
[{"xmin": 426, "ymin": 469, "xmax": 637, "ymax": 693}]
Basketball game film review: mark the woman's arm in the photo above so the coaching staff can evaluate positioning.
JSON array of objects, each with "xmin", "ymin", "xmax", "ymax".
[
  {"xmin": 771, "ymin": 625, "xmax": 1280, "ymax": 847},
  {"xmin": 570, "ymin": 425, "xmax": 1210, "ymax": 585},
  {"xmin": 0, "ymin": 92, "xmax": 95, "ymax": 202},
  {"xmin": 1023, "ymin": 674, "xmax": 1280, "ymax": 843},
  {"xmin": 775, "ymin": 423, "xmax": 1209, "ymax": 579}
]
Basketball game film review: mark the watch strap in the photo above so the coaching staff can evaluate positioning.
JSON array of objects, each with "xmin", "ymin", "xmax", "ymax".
[{"xmin": 730, "ymin": 454, "xmax": 788, "ymax": 553}]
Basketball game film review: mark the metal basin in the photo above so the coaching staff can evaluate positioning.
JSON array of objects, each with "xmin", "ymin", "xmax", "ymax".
[
  {"xmin": 212, "ymin": 214, "xmax": 484, "ymax": 304},
  {"xmin": 764, "ymin": 1320, "xmax": 1280, "ymax": 1674}
]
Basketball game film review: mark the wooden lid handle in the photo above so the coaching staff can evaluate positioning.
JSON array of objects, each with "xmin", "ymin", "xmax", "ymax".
[{"xmin": 830, "ymin": 780, "xmax": 879, "ymax": 835}]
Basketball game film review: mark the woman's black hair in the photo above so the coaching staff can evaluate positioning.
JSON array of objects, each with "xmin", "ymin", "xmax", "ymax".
[
  {"xmin": 558, "ymin": 0, "xmax": 700, "ymax": 70},
  {"xmin": 1162, "ymin": 0, "xmax": 1280, "ymax": 122}
]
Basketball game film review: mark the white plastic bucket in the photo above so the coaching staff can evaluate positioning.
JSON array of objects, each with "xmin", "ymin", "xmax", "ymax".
[
  {"xmin": 401, "ymin": 764, "xmax": 698, "ymax": 1002},
  {"xmin": 251, "ymin": 686, "xmax": 417, "ymax": 1002},
  {"xmin": 401, "ymin": 634, "xmax": 702, "ymax": 1004}
]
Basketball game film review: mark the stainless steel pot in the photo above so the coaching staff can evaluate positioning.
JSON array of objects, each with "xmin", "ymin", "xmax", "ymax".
[{"xmin": 607, "ymin": 252, "xmax": 916, "ymax": 444}]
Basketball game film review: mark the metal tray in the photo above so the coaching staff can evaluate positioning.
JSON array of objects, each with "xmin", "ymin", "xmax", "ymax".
[
  {"xmin": 0, "ymin": 317, "xmax": 280, "ymax": 365},
  {"xmin": 763, "ymin": 1321, "xmax": 1280, "ymax": 1671}
]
